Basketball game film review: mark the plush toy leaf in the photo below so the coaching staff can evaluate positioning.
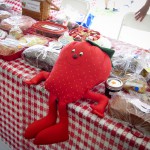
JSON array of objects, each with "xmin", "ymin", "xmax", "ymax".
[{"xmin": 86, "ymin": 39, "xmax": 115, "ymax": 58}]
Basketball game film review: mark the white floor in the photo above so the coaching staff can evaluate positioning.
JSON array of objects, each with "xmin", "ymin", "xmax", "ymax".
[
  {"xmin": 90, "ymin": 0, "xmax": 150, "ymax": 49},
  {"xmin": 0, "ymin": 139, "xmax": 11, "ymax": 150}
]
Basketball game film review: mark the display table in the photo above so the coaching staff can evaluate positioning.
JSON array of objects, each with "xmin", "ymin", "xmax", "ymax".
[{"xmin": 0, "ymin": 38, "xmax": 150, "ymax": 150}]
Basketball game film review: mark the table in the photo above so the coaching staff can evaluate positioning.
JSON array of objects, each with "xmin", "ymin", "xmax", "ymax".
[{"xmin": 0, "ymin": 38, "xmax": 150, "ymax": 150}]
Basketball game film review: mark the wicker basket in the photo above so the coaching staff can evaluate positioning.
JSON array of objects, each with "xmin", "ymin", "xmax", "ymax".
[{"xmin": 22, "ymin": 0, "xmax": 59, "ymax": 21}]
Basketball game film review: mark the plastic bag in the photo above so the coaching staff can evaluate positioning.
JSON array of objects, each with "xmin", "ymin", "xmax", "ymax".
[
  {"xmin": 0, "ymin": 38, "xmax": 25, "ymax": 56},
  {"xmin": 111, "ymin": 49, "xmax": 143, "ymax": 77},
  {"xmin": 0, "ymin": 29, "xmax": 8, "ymax": 40},
  {"xmin": 108, "ymin": 91, "xmax": 150, "ymax": 137},
  {"xmin": 122, "ymin": 74, "xmax": 148, "ymax": 93},
  {"xmin": 22, "ymin": 42, "xmax": 61, "ymax": 71},
  {"xmin": 9, "ymin": 25, "xmax": 24, "ymax": 40},
  {"xmin": 0, "ymin": 2, "xmax": 12, "ymax": 12},
  {"xmin": 19, "ymin": 34, "xmax": 49, "ymax": 47},
  {"xmin": 0, "ymin": 15, "xmax": 36, "ymax": 31},
  {"xmin": 0, "ymin": 10, "xmax": 11, "ymax": 20}
]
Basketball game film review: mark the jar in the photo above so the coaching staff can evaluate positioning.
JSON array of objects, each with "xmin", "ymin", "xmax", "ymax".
[{"xmin": 105, "ymin": 78, "xmax": 123, "ymax": 98}]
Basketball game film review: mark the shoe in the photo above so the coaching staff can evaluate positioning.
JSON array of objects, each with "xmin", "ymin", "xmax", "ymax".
[
  {"xmin": 113, "ymin": 8, "xmax": 118, "ymax": 12},
  {"xmin": 105, "ymin": 7, "xmax": 109, "ymax": 10}
]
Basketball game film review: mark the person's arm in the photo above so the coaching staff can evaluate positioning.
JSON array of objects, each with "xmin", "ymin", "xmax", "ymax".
[{"xmin": 135, "ymin": 0, "xmax": 150, "ymax": 21}]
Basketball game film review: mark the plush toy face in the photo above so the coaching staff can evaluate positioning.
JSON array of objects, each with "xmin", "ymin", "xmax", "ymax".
[{"xmin": 45, "ymin": 41, "xmax": 112, "ymax": 102}]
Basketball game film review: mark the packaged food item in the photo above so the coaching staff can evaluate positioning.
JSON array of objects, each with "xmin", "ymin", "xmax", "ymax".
[
  {"xmin": 111, "ymin": 49, "xmax": 143, "ymax": 77},
  {"xmin": 58, "ymin": 32, "xmax": 74, "ymax": 46},
  {"xmin": 0, "ymin": 38, "xmax": 25, "ymax": 56},
  {"xmin": 122, "ymin": 74, "xmax": 147, "ymax": 93},
  {"xmin": 0, "ymin": 15, "xmax": 36, "ymax": 31},
  {"xmin": 9, "ymin": 25, "xmax": 24, "ymax": 40},
  {"xmin": 19, "ymin": 34, "xmax": 49, "ymax": 47},
  {"xmin": 22, "ymin": 44, "xmax": 60, "ymax": 71},
  {"xmin": 108, "ymin": 91, "xmax": 150, "ymax": 137},
  {"xmin": 0, "ymin": 2, "xmax": 12, "ymax": 12},
  {"xmin": 0, "ymin": 29, "xmax": 8, "ymax": 40},
  {"xmin": 0, "ymin": 10, "xmax": 11, "ymax": 20},
  {"xmin": 105, "ymin": 77, "xmax": 123, "ymax": 98}
]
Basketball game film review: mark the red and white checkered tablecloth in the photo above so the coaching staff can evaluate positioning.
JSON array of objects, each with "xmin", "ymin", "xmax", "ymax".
[
  {"xmin": 4, "ymin": 0, "xmax": 22, "ymax": 14},
  {"xmin": 0, "ymin": 38, "xmax": 150, "ymax": 150}
]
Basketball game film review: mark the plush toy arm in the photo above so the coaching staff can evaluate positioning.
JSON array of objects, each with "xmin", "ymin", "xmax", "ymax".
[
  {"xmin": 25, "ymin": 71, "xmax": 50, "ymax": 85},
  {"xmin": 84, "ymin": 90, "xmax": 109, "ymax": 118}
]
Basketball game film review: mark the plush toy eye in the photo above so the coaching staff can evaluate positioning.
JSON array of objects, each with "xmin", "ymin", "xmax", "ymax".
[
  {"xmin": 79, "ymin": 52, "xmax": 83, "ymax": 56},
  {"xmin": 72, "ymin": 49, "xmax": 75, "ymax": 53}
]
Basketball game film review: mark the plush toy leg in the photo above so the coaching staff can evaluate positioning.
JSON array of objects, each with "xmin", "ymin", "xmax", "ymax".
[
  {"xmin": 84, "ymin": 90, "xmax": 109, "ymax": 118},
  {"xmin": 25, "ymin": 71, "xmax": 50, "ymax": 85},
  {"xmin": 24, "ymin": 94, "xmax": 57, "ymax": 139},
  {"xmin": 33, "ymin": 101, "xmax": 69, "ymax": 145}
]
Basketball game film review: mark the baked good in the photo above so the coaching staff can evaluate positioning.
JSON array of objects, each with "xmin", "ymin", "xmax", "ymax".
[
  {"xmin": 19, "ymin": 35, "xmax": 49, "ymax": 47},
  {"xmin": 9, "ymin": 26, "xmax": 24, "ymax": 40},
  {"xmin": 0, "ymin": 38, "xmax": 25, "ymax": 56},
  {"xmin": 0, "ymin": 29, "xmax": 8, "ymax": 40},
  {"xmin": 0, "ymin": 10, "xmax": 11, "ymax": 20},
  {"xmin": 0, "ymin": 15, "xmax": 36, "ymax": 31},
  {"xmin": 108, "ymin": 92, "xmax": 150, "ymax": 136},
  {"xmin": 22, "ymin": 45, "xmax": 59, "ymax": 71}
]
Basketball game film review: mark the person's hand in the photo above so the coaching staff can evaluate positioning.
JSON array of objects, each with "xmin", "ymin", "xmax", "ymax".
[{"xmin": 135, "ymin": 5, "xmax": 149, "ymax": 21}]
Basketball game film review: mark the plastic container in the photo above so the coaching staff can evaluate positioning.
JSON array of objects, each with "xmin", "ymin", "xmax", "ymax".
[
  {"xmin": 105, "ymin": 77, "xmax": 123, "ymax": 98},
  {"xmin": 32, "ymin": 21, "xmax": 68, "ymax": 38}
]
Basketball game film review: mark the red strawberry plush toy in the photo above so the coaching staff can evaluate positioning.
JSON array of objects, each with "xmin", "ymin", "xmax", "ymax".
[{"xmin": 24, "ymin": 40, "xmax": 114, "ymax": 145}]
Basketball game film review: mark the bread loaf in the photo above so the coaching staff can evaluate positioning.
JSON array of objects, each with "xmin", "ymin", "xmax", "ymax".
[{"xmin": 108, "ymin": 93, "xmax": 150, "ymax": 136}]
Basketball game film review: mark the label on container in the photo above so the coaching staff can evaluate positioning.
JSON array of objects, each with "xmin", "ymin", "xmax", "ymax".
[{"xmin": 22, "ymin": 0, "xmax": 40, "ymax": 12}]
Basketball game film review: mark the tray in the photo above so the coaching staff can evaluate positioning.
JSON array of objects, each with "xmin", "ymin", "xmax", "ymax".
[
  {"xmin": 31, "ymin": 21, "xmax": 68, "ymax": 38},
  {"xmin": 69, "ymin": 26, "xmax": 100, "ymax": 41}
]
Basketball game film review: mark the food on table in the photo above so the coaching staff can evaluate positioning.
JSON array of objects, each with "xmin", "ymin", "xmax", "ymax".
[
  {"xmin": 0, "ymin": 38, "xmax": 25, "ymax": 56},
  {"xmin": 123, "ymin": 74, "xmax": 147, "ymax": 93},
  {"xmin": 0, "ymin": 29, "xmax": 8, "ymax": 39},
  {"xmin": 69, "ymin": 26, "xmax": 100, "ymax": 41},
  {"xmin": 105, "ymin": 77, "xmax": 123, "ymax": 98},
  {"xmin": 22, "ymin": 44, "xmax": 60, "ymax": 71},
  {"xmin": 0, "ymin": 10, "xmax": 11, "ymax": 20},
  {"xmin": 58, "ymin": 32, "xmax": 74, "ymax": 46},
  {"xmin": 111, "ymin": 51, "xmax": 139, "ymax": 77},
  {"xmin": 0, "ymin": 15, "xmax": 36, "ymax": 31},
  {"xmin": 9, "ymin": 25, "xmax": 24, "ymax": 39},
  {"xmin": 0, "ymin": 2, "xmax": 12, "ymax": 11},
  {"xmin": 19, "ymin": 34, "xmax": 49, "ymax": 47},
  {"xmin": 108, "ymin": 92, "xmax": 150, "ymax": 137}
]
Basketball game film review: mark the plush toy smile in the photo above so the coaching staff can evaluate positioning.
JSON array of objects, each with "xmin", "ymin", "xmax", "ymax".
[{"xmin": 24, "ymin": 40, "xmax": 114, "ymax": 145}]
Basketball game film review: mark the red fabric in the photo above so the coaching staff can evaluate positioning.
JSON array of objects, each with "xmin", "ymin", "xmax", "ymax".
[
  {"xmin": 24, "ymin": 41, "xmax": 112, "ymax": 145},
  {"xmin": 45, "ymin": 41, "xmax": 111, "ymax": 101}
]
